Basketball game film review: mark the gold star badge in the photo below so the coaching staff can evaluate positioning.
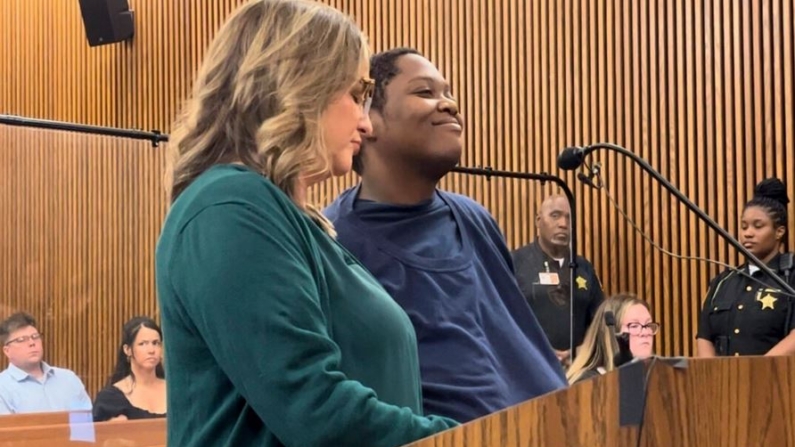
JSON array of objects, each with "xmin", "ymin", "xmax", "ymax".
[
  {"xmin": 576, "ymin": 276, "xmax": 588, "ymax": 290},
  {"xmin": 759, "ymin": 294, "xmax": 777, "ymax": 310}
]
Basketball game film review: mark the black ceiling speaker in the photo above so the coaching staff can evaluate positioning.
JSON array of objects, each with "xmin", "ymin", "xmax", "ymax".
[{"xmin": 78, "ymin": 0, "xmax": 135, "ymax": 47}]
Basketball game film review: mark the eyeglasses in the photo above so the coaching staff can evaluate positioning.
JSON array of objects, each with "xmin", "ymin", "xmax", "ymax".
[
  {"xmin": 353, "ymin": 78, "xmax": 375, "ymax": 115},
  {"xmin": 624, "ymin": 322, "xmax": 660, "ymax": 335},
  {"xmin": 4, "ymin": 333, "xmax": 43, "ymax": 346}
]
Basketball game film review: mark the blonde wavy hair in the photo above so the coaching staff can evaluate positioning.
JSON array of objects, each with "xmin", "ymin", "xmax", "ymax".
[
  {"xmin": 166, "ymin": 0, "xmax": 369, "ymax": 234},
  {"xmin": 566, "ymin": 293, "xmax": 651, "ymax": 384}
]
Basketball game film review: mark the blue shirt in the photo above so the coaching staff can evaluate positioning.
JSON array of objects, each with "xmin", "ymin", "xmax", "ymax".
[
  {"xmin": 325, "ymin": 186, "xmax": 567, "ymax": 423},
  {"xmin": 0, "ymin": 362, "xmax": 92, "ymax": 414}
]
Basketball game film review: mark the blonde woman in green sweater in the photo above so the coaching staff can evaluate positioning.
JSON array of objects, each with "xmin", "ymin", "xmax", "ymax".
[{"xmin": 156, "ymin": 1, "xmax": 458, "ymax": 446}]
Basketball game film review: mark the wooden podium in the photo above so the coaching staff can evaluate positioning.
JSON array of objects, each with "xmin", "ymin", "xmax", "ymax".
[
  {"xmin": 0, "ymin": 357, "xmax": 790, "ymax": 446},
  {"xmin": 403, "ymin": 356, "xmax": 795, "ymax": 447}
]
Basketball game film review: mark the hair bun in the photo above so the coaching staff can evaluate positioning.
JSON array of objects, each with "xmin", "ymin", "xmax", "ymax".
[{"xmin": 753, "ymin": 178, "xmax": 790, "ymax": 205}]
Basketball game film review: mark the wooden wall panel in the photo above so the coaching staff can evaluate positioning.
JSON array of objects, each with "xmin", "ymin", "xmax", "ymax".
[
  {"xmin": 1, "ymin": 0, "xmax": 794, "ymax": 397},
  {"xmin": 0, "ymin": 126, "xmax": 166, "ymax": 395}
]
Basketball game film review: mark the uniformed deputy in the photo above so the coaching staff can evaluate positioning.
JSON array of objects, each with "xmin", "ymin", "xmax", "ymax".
[
  {"xmin": 697, "ymin": 178, "xmax": 795, "ymax": 357},
  {"xmin": 512, "ymin": 194, "xmax": 605, "ymax": 362}
]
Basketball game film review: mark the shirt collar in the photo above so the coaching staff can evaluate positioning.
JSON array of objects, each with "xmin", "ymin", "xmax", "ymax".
[
  {"xmin": 531, "ymin": 240, "xmax": 568, "ymax": 266},
  {"xmin": 7, "ymin": 361, "xmax": 53, "ymax": 382},
  {"xmin": 746, "ymin": 253, "xmax": 782, "ymax": 276}
]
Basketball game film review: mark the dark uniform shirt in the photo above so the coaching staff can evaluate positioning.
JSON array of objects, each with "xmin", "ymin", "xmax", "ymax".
[
  {"xmin": 511, "ymin": 241, "xmax": 605, "ymax": 350},
  {"xmin": 697, "ymin": 253, "xmax": 795, "ymax": 356}
]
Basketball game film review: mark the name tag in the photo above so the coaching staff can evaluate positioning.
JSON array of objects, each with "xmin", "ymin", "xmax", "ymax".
[{"xmin": 539, "ymin": 272, "xmax": 560, "ymax": 285}]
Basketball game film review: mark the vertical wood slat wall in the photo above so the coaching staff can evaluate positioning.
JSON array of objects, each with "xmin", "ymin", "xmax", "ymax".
[{"xmin": 1, "ymin": 0, "xmax": 793, "ymax": 396}]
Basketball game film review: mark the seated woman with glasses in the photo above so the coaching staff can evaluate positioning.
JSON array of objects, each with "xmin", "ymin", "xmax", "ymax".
[
  {"xmin": 566, "ymin": 294, "xmax": 659, "ymax": 384},
  {"xmin": 92, "ymin": 317, "xmax": 166, "ymax": 421}
]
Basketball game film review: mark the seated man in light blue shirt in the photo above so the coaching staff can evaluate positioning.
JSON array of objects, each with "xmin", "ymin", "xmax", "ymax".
[{"xmin": 0, "ymin": 312, "xmax": 92, "ymax": 414}]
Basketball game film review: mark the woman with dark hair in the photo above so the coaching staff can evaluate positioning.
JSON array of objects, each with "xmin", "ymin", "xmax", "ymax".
[
  {"xmin": 697, "ymin": 178, "xmax": 795, "ymax": 357},
  {"xmin": 92, "ymin": 316, "xmax": 166, "ymax": 421}
]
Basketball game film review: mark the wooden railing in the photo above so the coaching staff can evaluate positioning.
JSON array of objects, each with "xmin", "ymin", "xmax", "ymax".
[{"xmin": 0, "ymin": 412, "xmax": 165, "ymax": 447}]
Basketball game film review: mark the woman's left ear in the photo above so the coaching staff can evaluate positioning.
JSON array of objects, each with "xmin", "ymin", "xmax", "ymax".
[{"xmin": 776, "ymin": 226, "xmax": 787, "ymax": 241}]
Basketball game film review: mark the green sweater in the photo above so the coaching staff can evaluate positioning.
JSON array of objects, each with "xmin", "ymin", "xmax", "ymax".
[{"xmin": 155, "ymin": 165, "xmax": 457, "ymax": 447}]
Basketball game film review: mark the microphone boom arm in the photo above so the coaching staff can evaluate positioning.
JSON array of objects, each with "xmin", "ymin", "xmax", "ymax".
[
  {"xmin": 451, "ymin": 166, "xmax": 579, "ymax": 361},
  {"xmin": 578, "ymin": 143, "xmax": 795, "ymax": 297}
]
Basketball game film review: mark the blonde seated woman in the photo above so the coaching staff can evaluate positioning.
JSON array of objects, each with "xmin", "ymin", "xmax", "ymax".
[{"xmin": 566, "ymin": 294, "xmax": 659, "ymax": 384}]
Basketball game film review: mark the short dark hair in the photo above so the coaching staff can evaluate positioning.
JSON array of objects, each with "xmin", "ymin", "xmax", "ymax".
[
  {"xmin": 745, "ymin": 178, "xmax": 790, "ymax": 249},
  {"xmin": 0, "ymin": 312, "xmax": 38, "ymax": 345},
  {"xmin": 352, "ymin": 47, "xmax": 422, "ymax": 175}
]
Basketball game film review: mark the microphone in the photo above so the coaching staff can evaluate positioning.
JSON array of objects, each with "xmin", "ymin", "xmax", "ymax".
[
  {"xmin": 576, "ymin": 172, "xmax": 593, "ymax": 187},
  {"xmin": 557, "ymin": 146, "xmax": 590, "ymax": 170},
  {"xmin": 577, "ymin": 162, "xmax": 602, "ymax": 189},
  {"xmin": 604, "ymin": 311, "xmax": 633, "ymax": 368},
  {"xmin": 555, "ymin": 142, "xmax": 795, "ymax": 297},
  {"xmin": 604, "ymin": 310, "xmax": 616, "ymax": 328}
]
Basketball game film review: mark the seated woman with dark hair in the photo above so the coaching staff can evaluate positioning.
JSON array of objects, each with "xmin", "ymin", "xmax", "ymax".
[
  {"xmin": 93, "ymin": 316, "xmax": 166, "ymax": 422},
  {"xmin": 566, "ymin": 294, "xmax": 659, "ymax": 384}
]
